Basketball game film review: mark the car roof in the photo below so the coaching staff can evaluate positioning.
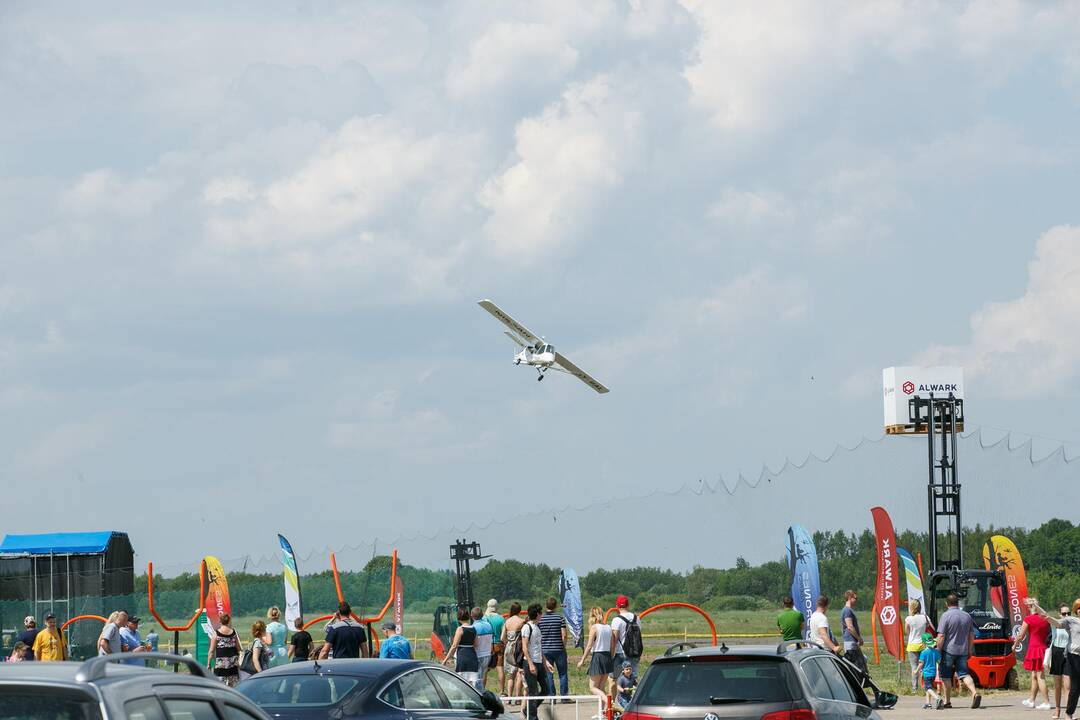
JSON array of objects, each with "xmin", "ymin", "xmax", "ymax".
[
  {"xmin": 254, "ymin": 658, "xmax": 435, "ymax": 681},
  {"xmin": 655, "ymin": 643, "xmax": 836, "ymax": 662},
  {"xmin": 0, "ymin": 659, "xmax": 233, "ymax": 691}
]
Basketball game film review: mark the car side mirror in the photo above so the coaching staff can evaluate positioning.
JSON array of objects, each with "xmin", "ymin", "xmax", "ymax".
[
  {"xmin": 481, "ymin": 690, "xmax": 504, "ymax": 717},
  {"xmin": 874, "ymin": 690, "xmax": 898, "ymax": 709}
]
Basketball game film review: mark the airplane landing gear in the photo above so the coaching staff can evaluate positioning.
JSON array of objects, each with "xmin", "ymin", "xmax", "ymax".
[{"xmin": 536, "ymin": 367, "xmax": 547, "ymax": 381}]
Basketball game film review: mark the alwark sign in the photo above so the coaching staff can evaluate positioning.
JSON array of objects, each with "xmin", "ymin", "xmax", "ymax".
[{"xmin": 904, "ymin": 382, "xmax": 959, "ymax": 395}]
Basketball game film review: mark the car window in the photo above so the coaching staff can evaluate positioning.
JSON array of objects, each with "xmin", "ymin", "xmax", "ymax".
[
  {"xmin": 800, "ymin": 657, "xmax": 832, "ymax": 700},
  {"xmin": 0, "ymin": 687, "xmax": 102, "ymax": 720},
  {"xmin": 161, "ymin": 698, "xmax": 220, "ymax": 720},
  {"xmin": 237, "ymin": 675, "xmax": 360, "ymax": 708},
  {"xmin": 125, "ymin": 697, "xmax": 167, "ymax": 720},
  {"xmin": 634, "ymin": 658, "xmax": 795, "ymax": 705},
  {"xmin": 222, "ymin": 705, "xmax": 264, "ymax": 720},
  {"xmin": 383, "ymin": 669, "xmax": 446, "ymax": 710},
  {"xmin": 428, "ymin": 669, "xmax": 485, "ymax": 711},
  {"xmin": 813, "ymin": 658, "xmax": 856, "ymax": 703},
  {"xmin": 830, "ymin": 658, "xmax": 870, "ymax": 705}
]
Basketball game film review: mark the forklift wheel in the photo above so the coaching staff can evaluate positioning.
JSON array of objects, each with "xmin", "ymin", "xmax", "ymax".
[{"xmin": 1005, "ymin": 669, "xmax": 1018, "ymax": 691}]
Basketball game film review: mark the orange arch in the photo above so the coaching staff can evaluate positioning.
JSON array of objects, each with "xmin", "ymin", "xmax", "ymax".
[
  {"xmin": 301, "ymin": 550, "xmax": 397, "ymax": 639},
  {"xmin": 61, "ymin": 614, "xmax": 107, "ymax": 631},
  {"xmin": 603, "ymin": 602, "xmax": 717, "ymax": 646},
  {"xmin": 147, "ymin": 560, "xmax": 206, "ymax": 632}
]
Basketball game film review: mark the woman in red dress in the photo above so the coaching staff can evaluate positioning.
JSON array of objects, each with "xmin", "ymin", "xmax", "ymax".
[{"xmin": 1016, "ymin": 597, "xmax": 1052, "ymax": 710}]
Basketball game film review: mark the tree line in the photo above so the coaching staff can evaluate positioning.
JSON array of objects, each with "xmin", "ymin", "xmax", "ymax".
[{"xmin": 138, "ymin": 519, "xmax": 1078, "ymax": 619}]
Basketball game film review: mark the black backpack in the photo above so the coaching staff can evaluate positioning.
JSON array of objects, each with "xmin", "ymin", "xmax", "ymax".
[{"xmin": 619, "ymin": 614, "xmax": 643, "ymax": 659}]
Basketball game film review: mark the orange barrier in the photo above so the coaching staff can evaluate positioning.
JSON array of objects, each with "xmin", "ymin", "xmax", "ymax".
[
  {"xmin": 603, "ymin": 602, "xmax": 718, "ymax": 646},
  {"xmin": 61, "ymin": 614, "xmax": 107, "ymax": 631},
  {"xmin": 301, "ymin": 550, "xmax": 398, "ymax": 641},
  {"xmin": 147, "ymin": 560, "xmax": 206, "ymax": 632}
]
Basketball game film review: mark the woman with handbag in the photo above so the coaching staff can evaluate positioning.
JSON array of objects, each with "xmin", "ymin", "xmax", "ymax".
[
  {"xmin": 207, "ymin": 613, "xmax": 241, "ymax": 687},
  {"xmin": 240, "ymin": 620, "xmax": 270, "ymax": 682}
]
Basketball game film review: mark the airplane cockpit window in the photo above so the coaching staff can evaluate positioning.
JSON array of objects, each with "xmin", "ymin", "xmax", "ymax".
[{"xmin": 543, "ymin": 344, "xmax": 554, "ymax": 353}]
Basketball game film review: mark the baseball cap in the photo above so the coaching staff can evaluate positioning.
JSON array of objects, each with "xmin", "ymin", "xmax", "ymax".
[
  {"xmin": 486, "ymin": 599, "xmax": 498, "ymax": 612},
  {"xmin": 129, "ymin": 616, "xmax": 141, "ymax": 624},
  {"xmin": 23, "ymin": 615, "xmax": 35, "ymax": 626},
  {"xmin": 44, "ymin": 612, "xmax": 56, "ymax": 621},
  {"xmin": 621, "ymin": 660, "xmax": 632, "ymax": 669},
  {"xmin": 381, "ymin": 621, "xmax": 397, "ymax": 631},
  {"xmin": 616, "ymin": 595, "xmax": 629, "ymax": 608},
  {"xmin": 921, "ymin": 632, "xmax": 935, "ymax": 647}
]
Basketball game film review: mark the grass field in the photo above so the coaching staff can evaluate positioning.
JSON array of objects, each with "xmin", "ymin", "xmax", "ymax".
[{"xmin": 151, "ymin": 607, "xmax": 1044, "ymax": 698}]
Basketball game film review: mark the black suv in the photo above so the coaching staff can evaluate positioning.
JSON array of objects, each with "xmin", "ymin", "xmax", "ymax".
[
  {"xmin": 0, "ymin": 652, "xmax": 270, "ymax": 719},
  {"xmin": 622, "ymin": 642, "xmax": 896, "ymax": 720}
]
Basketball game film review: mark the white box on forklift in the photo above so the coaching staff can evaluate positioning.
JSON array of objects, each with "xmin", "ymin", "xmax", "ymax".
[{"xmin": 883, "ymin": 366, "xmax": 964, "ymax": 433}]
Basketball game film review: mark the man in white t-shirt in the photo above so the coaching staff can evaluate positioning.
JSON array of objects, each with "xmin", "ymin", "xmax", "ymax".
[
  {"xmin": 611, "ymin": 595, "xmax": 641, "ymax": 676},
  {"xmin": 520, "ymin": 604, "xmax": 551, "ymax": 720},
  {"xmin": 809, "ymin": 596, "xmax": 842, "ymax": 654}
]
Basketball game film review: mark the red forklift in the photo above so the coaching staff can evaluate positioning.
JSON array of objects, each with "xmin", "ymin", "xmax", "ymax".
[{"xmin": 914, "ymin": 394, "xmax": 1016, "ymax": 689}]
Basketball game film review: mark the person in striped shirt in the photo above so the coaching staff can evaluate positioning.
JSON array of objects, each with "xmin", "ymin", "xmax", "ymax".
[{"xmin": 538, "ymin": 596, "xmax": 569, "ymax": 699}]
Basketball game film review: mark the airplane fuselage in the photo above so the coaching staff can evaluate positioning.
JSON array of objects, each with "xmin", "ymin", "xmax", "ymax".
[{"xmin": 514, "ymin": 347, "xmax": 556, "ymax": 367}]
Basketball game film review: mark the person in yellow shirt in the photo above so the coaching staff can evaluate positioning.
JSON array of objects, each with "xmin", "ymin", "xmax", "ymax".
[{"xmin": 33, "ymin": 612, "xmax": 67, "ymax": 661}]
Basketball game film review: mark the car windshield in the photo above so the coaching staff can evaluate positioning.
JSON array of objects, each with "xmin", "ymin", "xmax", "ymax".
[
  {"xmin": 0, "ymin": 687, "xmax": 101, "ymax": 720},
  {"xmin": 634, "ymin": 658, "xmax": 796, "ymax": 706},
  {"xmin": 237, "ymin": 674, "xmax": 362, "ymax": 708}
]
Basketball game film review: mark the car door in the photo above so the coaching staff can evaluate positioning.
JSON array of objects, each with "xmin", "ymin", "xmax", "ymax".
[
  {"xmin": 425, "ymin": 668, "xmax": 489, "ymax": 720},
  {"xmin": 379, "ymin": 667, "xmax": 450, "ymax": 720},
  {"xmin": 811, "ymin": 658, "xmax": 872, "ymax": 720}
]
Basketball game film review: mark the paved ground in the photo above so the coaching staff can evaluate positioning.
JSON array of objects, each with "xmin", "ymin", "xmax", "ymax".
[
  {"xmin": 519, "ymin": 690, "xmax": 1051, "ymax": 720},
  {"xmin": 888, "ymin": 692, "xmax": 1054, "ymax": 720}
]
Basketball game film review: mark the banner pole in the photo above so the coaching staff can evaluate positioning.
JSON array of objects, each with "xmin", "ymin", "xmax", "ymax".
[{"xmin": 871, "ymin": 602, "xmax": 880, "ymax": 664}]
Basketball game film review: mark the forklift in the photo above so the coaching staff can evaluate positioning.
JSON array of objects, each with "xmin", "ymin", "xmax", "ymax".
[
  {"xmin": 914, "ymin": 394, "xmax": 1016, "ymax": 689},
  {"xmin": 431, "ymin": 539, "xmax": 489, "ymax": 659}
]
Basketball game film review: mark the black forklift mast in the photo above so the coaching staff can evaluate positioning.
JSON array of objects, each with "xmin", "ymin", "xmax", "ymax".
[
  {"xmin": 912, "ymin": 394, "xmax": 965, "ymax": 572},
  {"xmin": 450, "ymin": 539, "xmax": 489, "ymax": 612}
]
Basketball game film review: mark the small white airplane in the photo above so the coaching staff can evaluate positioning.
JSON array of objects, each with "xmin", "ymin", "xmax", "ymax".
[{"xmin": 477, "ymin": 299, "xmax": 609, "ymax": 394}]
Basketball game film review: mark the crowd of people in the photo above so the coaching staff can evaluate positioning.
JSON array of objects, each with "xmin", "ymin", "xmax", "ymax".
[
  {"xmin": 777, "ymin": 592, "xmax": 1080, "ymax": 719},
  {"xmin": 434, "ymin": 594, "xmax": 642, "ymax": 719},
  {"xmin": 8, "ymin": 587, "xmax": 1080, "ymax": 720}
]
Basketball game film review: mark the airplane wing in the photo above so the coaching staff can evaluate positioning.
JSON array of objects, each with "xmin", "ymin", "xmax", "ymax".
[
  {"xmin": 504, "ymin": 331, "xmax": 526, "ymax": 348},
  {"xmin": 554, "ymin": 352, "xmax": 610, "ymax": 394},
  {"xmin": 478, "ymin": 300, "xmax": 542, "ymax": 346}
]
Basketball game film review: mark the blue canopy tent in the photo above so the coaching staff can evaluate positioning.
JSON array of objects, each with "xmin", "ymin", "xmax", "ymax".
[{"xmin": 0, "ymin": 531, "xmax": 134, "ymax": 658}]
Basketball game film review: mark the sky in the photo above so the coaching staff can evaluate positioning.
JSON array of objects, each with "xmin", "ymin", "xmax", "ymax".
[{"xmin": 2, "ymin": 1, "xmax": 1079, "ymax": 576}]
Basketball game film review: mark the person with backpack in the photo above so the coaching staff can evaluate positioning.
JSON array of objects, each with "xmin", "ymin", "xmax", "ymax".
[
  {"xmin": 520, "ymin": 604, "xmax": 551, "ymax": 720},
  {"xmin": 502, "ymin": 602, "xmax": 526, "ymax": 702},
  {"xmin": 611, "ymin": 595, "xmax": 643, "ymax": 677}
]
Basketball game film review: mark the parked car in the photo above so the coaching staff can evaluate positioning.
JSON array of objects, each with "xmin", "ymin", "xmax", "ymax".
[
  {"xmin": 621, "ymin": 642, "xmax": 897, "ymax": 720},
  {"xmin": 235, "ymin": 659, "xmax": 504, "ymax": 720},
  {"xmin": 0, "ymin": 651, "xmax": 271, "ymax": 719}
]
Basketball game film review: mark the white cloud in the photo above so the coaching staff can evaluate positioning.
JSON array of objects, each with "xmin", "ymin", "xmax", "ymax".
[
  {"xmin": 447, "ymin": 21, "xmax": 579, "ymax": 101},
  {"xmin": 916, "ymin": 225, "xmax": 1080, "ymax": 393},
  {"xmin": 479, "ymin": 75, "xmax": 639, "ymax": 261}
]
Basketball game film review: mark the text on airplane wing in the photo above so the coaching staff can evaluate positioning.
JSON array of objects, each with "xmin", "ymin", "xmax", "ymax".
[
  {"xmin": 477, "ymin": 299, "xmax": 542, "ymax": 345},
  {"xmin": 554, "ymin": 352, "xmax": 610, "ymax": 394}
]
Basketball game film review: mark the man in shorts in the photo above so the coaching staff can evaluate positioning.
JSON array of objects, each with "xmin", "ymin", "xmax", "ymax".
[
  {"xmin": 936, "ymin": 593, "xmax": 981, "ymax": 708},
  {"xmin": 1049, "ymin": 604, "xmax": 1071, "ymax": 718}
]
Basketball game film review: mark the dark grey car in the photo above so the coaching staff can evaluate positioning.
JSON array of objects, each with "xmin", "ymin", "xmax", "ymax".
[
  {"xmin": 0, "ymin": 652, "xmax": 270, "ymax": 720},
  {"xmin": 622, "ymin": 642, "xmax": 896, "ymax": 720}
]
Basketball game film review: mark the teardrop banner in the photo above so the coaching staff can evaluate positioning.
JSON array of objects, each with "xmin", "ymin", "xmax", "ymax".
[
  {"xmin": 982, "ymin": 535, "xmax": 1028, "ymax": 660},
  {"xmin": 559, "ymin": 568, "xmax": 583, "ymax": 648},
  {"xmin": 203, "ymin": 556, "xmax": 231, "ymax": 630},
  {"xmin": 787, "ymin": 525, "xmax": 820, "ymax": 641},
  {"xmin": 898, "ymin": 547, "xmax": 924, "ymax": 605},
  {"xmin": 870, "ymin": 507, "xmax": 902, "ymax": 659},
  {"xmin": 393, "ymin": 575, "xmax": 405, "ymax": 633},
  {"xmin": 278, "ymin": 534, "xmax": 303, "ymax": 631}
]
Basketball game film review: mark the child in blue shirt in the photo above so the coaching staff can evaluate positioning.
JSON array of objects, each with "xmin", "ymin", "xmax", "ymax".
[{"xmin": 914, "ymin": 632, "xmax": 942, "ymax": 709}]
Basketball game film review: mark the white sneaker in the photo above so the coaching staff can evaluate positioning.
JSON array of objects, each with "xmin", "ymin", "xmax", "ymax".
[
  {"xmin": 1022, "ymin": 699, "xmax": 1034, "ymax": 708},
  {"xmin": 1036, "ymin": 703, "xmax": 1051, "ymax": 710}
]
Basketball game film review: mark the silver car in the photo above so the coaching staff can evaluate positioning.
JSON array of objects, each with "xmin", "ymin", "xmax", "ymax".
[{"xmin": 0, "ymin": 652, "xmax": 270, "ymax": 720}]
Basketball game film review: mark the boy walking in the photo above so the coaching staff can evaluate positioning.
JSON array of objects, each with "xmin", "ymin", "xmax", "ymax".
[{"xmin": 915, "ymin": 633, "xmax": 943, "ymax": 710}]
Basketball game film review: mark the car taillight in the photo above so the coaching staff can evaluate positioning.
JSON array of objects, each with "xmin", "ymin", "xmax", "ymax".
[
  {"xmin": 622, "ymin": 712, "xmax": 663, "ymax": 720},
  {"xmin": 761, "ymin": 710, "xmax": 816, "ymax": 720}
]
